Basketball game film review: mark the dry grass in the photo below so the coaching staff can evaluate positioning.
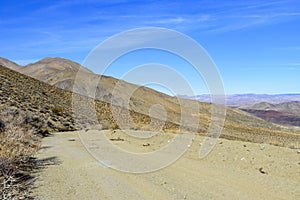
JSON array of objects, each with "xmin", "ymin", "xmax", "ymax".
[{"xmin": 0, "ymin": 108, "xmax": 41, "ymax": 200}]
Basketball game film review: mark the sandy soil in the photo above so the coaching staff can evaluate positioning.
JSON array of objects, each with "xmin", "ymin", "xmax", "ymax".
[{"xmin": 33, "ymin": 130, "xmax": 300, "ymax": 200}]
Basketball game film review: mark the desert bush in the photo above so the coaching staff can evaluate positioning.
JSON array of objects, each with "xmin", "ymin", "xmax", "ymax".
[
  {"xmin": 0, "ymin": 107, "xmax": 40, "ymax": 199},
  {"xmin": 51, "ymin": 107, "xmax": 63, "ymax": 115},
  {"xmin": 110, "ymin": 122, "xmax": 119, "ymax": 130}
]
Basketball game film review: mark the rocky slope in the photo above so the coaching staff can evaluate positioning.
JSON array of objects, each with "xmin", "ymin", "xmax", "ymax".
[{"xmin": 0, "ymin": 65, "xmax": 180, "ymax": 134}]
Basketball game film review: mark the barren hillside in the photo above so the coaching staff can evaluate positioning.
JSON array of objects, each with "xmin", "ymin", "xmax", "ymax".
[{"xmin": 1, "ymin": 63, "xmax": 300, "ymax": 148}]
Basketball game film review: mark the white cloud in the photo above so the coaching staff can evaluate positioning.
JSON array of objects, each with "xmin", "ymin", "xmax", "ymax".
[{"xmin": 155, "ymin": 17, "xmax": 185, "ymax": 25}]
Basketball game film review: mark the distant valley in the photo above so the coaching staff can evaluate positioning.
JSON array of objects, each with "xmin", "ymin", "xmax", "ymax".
[
  {"xmin": 179, "ymin": 94, "xmax": 300, "ymax": 127},
  {"xmin": 240, "ymin": 101, "xmax": 300, "ymax": 127},
  {"xmin": 179, "ymin": 94, "xmax": 300, "ymax": 107}
]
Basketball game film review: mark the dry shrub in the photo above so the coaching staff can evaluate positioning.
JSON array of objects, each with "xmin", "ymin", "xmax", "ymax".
[
  {"xmin": 110, "ymin": 122, "xmax": 119, "ymax": 130},
  {"xmin": 51, "ymin": 107, "xmax": 63, "ymax": 115},
  {"xmin": 0, "ymin": 106, "xmax": 40, "ymax": 199}
]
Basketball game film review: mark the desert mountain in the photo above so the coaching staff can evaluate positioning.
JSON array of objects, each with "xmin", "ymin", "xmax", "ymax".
[
  {"xmin": 180, "ymin": 94, "xmax": 300, "ymax": 107},
  {"xmin": 20, "ymin": 57, "xmax": 93, "ymax": 85},
  {"xmin": 1, "ymin": 59, "xmax": 300, "ymax": 148},
  {"xmin": 0, "ymin": 64, "xmax": 179, "ymax": 134},
  {"xmin": 240, "ymin": 101, "xmax": 300, "ymax": 126},
  {"xmin": 0, "ymin": 57, "xmax": 21, "ymax": 71},
  {"xmin": 240, "ymin": 101, "xmax": 300, "ymax": 114},
  {"xmin": 0, "ymin": 57, "xmax": 266, "ymax": 130},
  {"xmin": 18, "ymin": 57, "xmax": 204, "ymax": 126}
]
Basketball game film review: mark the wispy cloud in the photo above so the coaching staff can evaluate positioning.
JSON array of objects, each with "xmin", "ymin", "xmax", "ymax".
[
  {"xmin": 2, "ymin": 0, "xmax": 299, "ymax": 36},
  {"xmin": 1, "ymin": 0, "xmax": 300, "ymax": 62},
  {"xmin": 154, "ymin": 17, "xmax": 185, "ymax": 25}
]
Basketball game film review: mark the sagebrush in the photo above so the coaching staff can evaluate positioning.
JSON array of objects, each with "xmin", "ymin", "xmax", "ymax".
[{"xmin": 0, "ymin": 107, "xmax": 41, "ymax": 199}]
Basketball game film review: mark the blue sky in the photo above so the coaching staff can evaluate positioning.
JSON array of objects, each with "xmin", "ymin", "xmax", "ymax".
[{"xmin": 1, "ymin": 0, "xmax": 300, "ymax": 94}]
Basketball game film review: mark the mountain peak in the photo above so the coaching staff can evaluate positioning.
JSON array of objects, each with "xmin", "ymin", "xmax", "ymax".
[
  {"xmin": 39, "ymin": 57, "xmax": 76, "ymax": 63},
  {"xmin": 21, "ymin": 57, "xmax": 93, "ymax": 76}
]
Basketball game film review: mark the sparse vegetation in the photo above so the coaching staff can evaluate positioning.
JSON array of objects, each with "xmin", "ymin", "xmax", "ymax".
[
  {"xmin": 0, "ymin": 108, "xmax": 41, "ymax": 199},
  {"xmin": 1, "ymin": 64, "xmax": 300, "ymax": 149},
  {"xmin": 0, "ymin": 62, "xmax": 300, "ymax": 199}
]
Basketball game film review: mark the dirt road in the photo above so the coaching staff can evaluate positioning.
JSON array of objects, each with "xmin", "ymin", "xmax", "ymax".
[{"xmin": 33, "ymin": 130, "xmax": 300, "ymax": 199}]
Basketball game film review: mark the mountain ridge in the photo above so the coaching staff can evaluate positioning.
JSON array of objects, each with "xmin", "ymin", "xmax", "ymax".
[
  {"xmin": 240, "ymin": 101, "xmax": 300, "ymax": 126},
  {"xmin": 180, "ymin": 94, "xmax": 300, "ymax": 106},
  {"xmin": 1, "ymin": 57, "xmax": 300, "ymax": 149}
]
